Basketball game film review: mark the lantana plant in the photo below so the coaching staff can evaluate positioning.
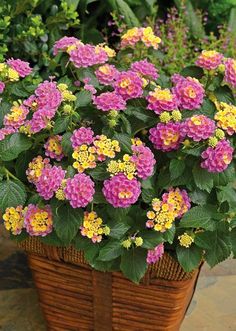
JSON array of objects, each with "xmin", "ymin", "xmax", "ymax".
[{"xmin": 1, "ymin": 27, "xmax": 236, "ymax": 283}]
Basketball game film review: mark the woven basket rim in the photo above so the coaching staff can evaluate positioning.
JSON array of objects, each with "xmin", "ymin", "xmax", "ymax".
[{"xmin": 18, "ymin": 237, "xmax": 197, "ymax": 282}]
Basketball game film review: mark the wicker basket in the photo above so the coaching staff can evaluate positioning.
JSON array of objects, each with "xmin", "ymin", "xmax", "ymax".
[{"xmin": 19, "ymin": 238, "xmax": 200, "ymax": 331}]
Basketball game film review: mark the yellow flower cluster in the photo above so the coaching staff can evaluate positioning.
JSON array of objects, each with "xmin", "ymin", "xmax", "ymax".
[
  {"xmin": 0, "ymin": 63, "xmax": 19, "ymax": 81},
  {"xmin": 141, "ymin": 27, "xmax": 161, "ymax": 49},
  {"xmin": 214, "ymin": 102, "xmax": 236, "ymax": 135},
  {"xmin": 58, "ymin": 83, "xmax": 76, "ymax": 101},
  {"xmin": 146, "ymin": 199, "xmax": 176, "ymax": 232},
  {"xmin": 5, "ymin": 105, "xmax": 24, "ymax": 124},
  {"xmin": 159, "ymin": 110, "xmax": 182, "ymax": 123},
  {"xmin": 107, "ymin": 154, "xmax": 136, "ymax": 180},
  {"xmin": 72, "ymin": 144, "xmax": 96, "ymax": 173},
  {"xmin": 122, "ymin": 236, "xmax": 143, "ymax": 249},
  {"xmin": 26, "ymin": 156, "xmax": 49, "ymax": 183},
  {"xmin": 164, "ymin": 189, "xmax": 189, "ymax": 218},
  {"xmin": 178, "ymin": 233, "xmax": 194, "ymax": 248},
  {"xmin": 93, "ymin": 135, "xmax": 120, "ymax": 159},
  {"xmin": 3, "ymin": 206, "xmax": 25, "ymax": 235},
  {"xmin": 96, "ymin": 44, "xmax": 116, "ymax": 57},
  {"xmin": 80, "ymin": 211, "xmax": 110, "ymax": 243},
  {"xmin": 121, "ymin": 27, "xmax": 161, "ymax": 50},
  {"xmin": 47, "ymin": 136, "xmax": 63, "ymax": 157}
]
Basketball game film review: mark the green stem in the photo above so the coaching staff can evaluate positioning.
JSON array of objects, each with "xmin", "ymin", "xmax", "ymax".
[{"xmin": 4, "ymin": 168, "xmax": 19, "ymax": 181}]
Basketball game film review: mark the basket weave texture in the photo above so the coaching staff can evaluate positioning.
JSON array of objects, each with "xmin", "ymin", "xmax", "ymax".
[{"xmin": 19, "ymin": 237, "xmax": 200, "ymax": 331}]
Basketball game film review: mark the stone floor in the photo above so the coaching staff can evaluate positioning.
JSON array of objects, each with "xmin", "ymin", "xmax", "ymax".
[{"xmin": 1, "ymin": 228, "xmax": 236, "ymax": 331}]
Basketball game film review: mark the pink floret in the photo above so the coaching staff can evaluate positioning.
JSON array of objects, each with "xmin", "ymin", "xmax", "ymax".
[
  {"xmin": 70, "ymin": 127, "xmax": 94, "ymax": 148},
  {"xmin": 146, "ymin": 243, "xmax": 164, "ymax": 264}
]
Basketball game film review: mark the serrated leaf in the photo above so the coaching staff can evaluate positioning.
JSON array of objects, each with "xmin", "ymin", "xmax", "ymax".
[
  {"xmin": 88, "ymin": 164, "xmax": 109, "ymax": 181},
  {"xmin": 180, "ymin": 65, "xmax": 204, "ymax": 79},
  {"xmin": 113, "ymin": 133, "xmax": 132, "ymax": 153},
  {"xmin": 108, "ymin": 218, "xmax": 131, "ymax": 239},
  {"xmin": 141, "ymin": 188, "xmax": 156, "ymax": 203},
  {"xmin": 176, "ymin": 245, "xmax": 203, "ymax": 272},
  {"xmin": 53, "ymin": 116, "xmax": 70, "ymax": 134},
  {"xmin": 53, "ymin": 205, "xmax": 83, "ymax": 245},
  {"xmin": 0, "ymin": 133, "xmax": 32, "ymax": 161},
  {"xmin": 108, "ymin": 0, "xmax": 140, "ymax": 27},
  {"xmin": 162, "ymin": 225, "xmax": 176, "ymax": 244},
  {"xmin": 214, "ymin": 86, "xmax": 235, "ymax": 104},
  {"xmin": 204, "ymin": 230, "xmax": 231, "ymax": 267},
  {"xmin": 169, "ymin": 159, "xmax": 185, "ymax": 180},
  {"xmin": 0, "ymin": 180, "xmax": 27, "ymax": 212},
  {"xmin": 189, "ymin": 190, "xmax": 208, "ymax": 206},
  {"xmin": 193, "ymin": 164, "xmax": 214, "ymax": 193},
  {"xmin": 98, "ymin": 239, "xmax": 123, "ymax": 261},
  {"xmin": 61, "ymin": 132, "xmax": 73, "ymax": 155},
  {"xmin": 120, "ymin": 248, "xmax": 147, "ymax": 283},
  {"xmin": 0, "ymin": 102, "xmax": 10, "ymax": 126},
  {"xmin": 75, "ymin": 90, "xmax": 92, "ymax": 108},
  {"xmin": 140, "ymin": 230, "xmax": 164, "ymax": 249},
  {"xmin": 179, "ymin": 206, "xmax": 215, "ymax": 231}
]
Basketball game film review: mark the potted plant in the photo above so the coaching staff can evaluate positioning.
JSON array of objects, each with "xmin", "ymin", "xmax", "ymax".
[{"xmin": 1, "ymin": 26, "xmax": 236, "ymax": 331}]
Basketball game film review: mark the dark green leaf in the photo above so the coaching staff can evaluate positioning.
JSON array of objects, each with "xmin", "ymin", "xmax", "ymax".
[
  {"xmin": 180, "ymin": 65, "xmax": 204, "ymax": 79},
  {"xmin": 61, "ymin": 132, "xmax": 73, "ymax": 155},
  {"xmin": 120, "ymin": 248, "xmax": 147, "ymax": 283},
  {"xmin": 176, "ymin": 245, "xmax": 203, "ymax": 272},
  {"xmin": 204, "ymin": 230, "xmax": 231, "ymax": 267},
  {"xmin": 179, "ymin": 206, "xmax": 215, "ymax": 231},
  {"xmin": 88, "ymin": 164, "xmax": 109, "ymax": 181},
  {"xmin": 193, "ymin": 164, "xmax": 214, "ymax": 193},
  {"xmin": 0, "ymin": 180, "xmax": 27, "ymax": 212},
  {"xmin": 214, "ymin": 86, "xmax": 235, "ymax": 104},
  {"xmin": 108, "ymin": 218, "xmax": 131, "ymax": 239},
  {"xmin": 98, "ymin": 239, "xmax": 123, "ymax": 261},
  {"xmin": 0, "ymin": 133, "xmax": 32, "ymax": 161},
  {"xmin": 53, "ymin": 116, "xmax": 70, "ymax": 134},
  {"xmin": 75, "ymin": 90, "xmax": 92, "ymax": 108},
  {"xmin": 140, "ymin": 230, "xmax": 164, "ymax": 249},
  {"xmin": 169, "ymin": 159, "xmax": 185, "ymax": 180},
  {"xmin": 41, "ymin": 231, "xmax": 65, "ymax": 246},
  {"xmin": 113, "ymin": 133, "xmax": 132, "ymax": 153},
  {"xmin": 0, "ymin": 102, "xmax": 10, "ymax": 126}
]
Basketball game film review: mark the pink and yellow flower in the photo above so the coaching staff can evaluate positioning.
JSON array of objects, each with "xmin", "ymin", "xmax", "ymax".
[
  {"xmin": 214, "ymin": 102, "xmax": 236, "ymax": 135},
  {"xmin": 183, "ymin": 115, "xmax": 216, "ymax": 141},
  {"xmin": 4, "ymin": 104, "xmax": 29, "ymax": 129},
  {"xmin": 131, "ymin": 59, "xmax": 158, "ymax": 80},
  {"xmin": 53, "ymin": 36, "xmax": 79, "ymax": 55},
  {"xmin": 102, "ymin": 173, "xmax": 141, "ymax": 208},
  {"xmin": 93, "ymin": 91, "xmax": 126, "ymax": 112},
  {"xmin": 3, "ymin": 206, "xmax": 25, "ymax": 235},
  {"xmin": 26, "ymin": 156, "xmax": 51, "ymax": 184},
  {"xmin": 162, "ymin": 188, "xmax": 191, "ymax": 218},
  {"xmin": 121, "ymin": 27, "xmax": 161, "ymax": 49},
  {"xmin": 69, "ymin": 43, "xmax": 108, "ymax": 68},
  {"xmin": 201, "ymin": 139, "xmax": 233, "ymax": 173},
  {"xmin": 147, "ymin": 87, "xmax": 178, "ymax": 114},
  {"xmin": 72, "ymin": 144, "xmax": 97, "ymax": 173},
  {"xmin": 131, "ymin": 141, "xmax": 156, "ymax": 179},
  {"xmin": 7, "ymin": 58, "xmax": 32, "ymax": 77},
  {"xmin": 44, "ymin": 135, "xmax": 64, "ymax": 161},
  {"xmin": 224, "ymin": 58, "xmax": 236, "ymax": 88},
  {"xmin": 149, "ymin": 122, "xmax": 185, "ymax": 151},
  {"xmin": 195, "ymin": 50, "xmax": 223, "ymax": 70},
  {"xmin": 172, "ymin": 76, "xmax": 204, "ymax": 110},
  {"xmin": 114, "ymin": 71, "xmax": 143, "ymax": 100},
  {"xmin": 80, "ymin": 211, "xmax": 110, "ymax": 243},
  {"xmin": 95, "ymin": 64, "xmax": 119, "ymax": 85},
  {"xmin": 24, "ymin": 204, "xmax": 53, "ymax": 236}
]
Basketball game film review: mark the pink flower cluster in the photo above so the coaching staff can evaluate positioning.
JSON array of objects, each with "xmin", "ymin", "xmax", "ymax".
[
  {"xmin": 35, "ymin": 166, "xmax": 65, "ymax": 200},
  {"xmin": 69, "ymin": 43, "xmax": 108, "ymax": 68},
  {"xmin": 64, "ymin": 173, "xmax": 95, "ymax": 208},
  {"xmin": 183, "ymin": 115, "xmax": 216, "ymax": 141},
  {"xmin": 146, "ymin": 243, "xmax": 164, "ymax": 264},
  {"xmin": 149, "ymin": 122, "xmax": 185, "ymax": 151},
  {"xmin": 195, "ymin": 50, "xmax": 223, "ymax": 70},
  {"xmin": 114, "ymin": 71, "xmax": 143, "ymax": 100},
  {"xmin": 102, "ymin": 173, "xmax": 141, "ymax": 208},
  {"xmin": 24, "ymin": 204, "xmax": 53, "ymax": 236},
  {"xmin": 3, "ymin": 105, "xmax": 29, "ymax": 130},
  {"xmin": 7, "ymin": 58, "xmax": 32, "ymax": 77},
  {"xmin": 0, "ymin": 127, "xmax": 16, "ymax": 141},
  {"xmin": 95, "ymin": 64, "xmax": 119, "ymax": 85},
  {"xmin": 0, "ymin": 81, "xmax": 5, "ymax": 93},
  {"xmin": 93, "ymin": 91, "xmax": 126, "ymax": 112},
  {"xmin": 201, "ymin": 139, "xmax": 234, "ymax": 173},
  {"xmin": 172, "ymin": 76, "xmax": 204, "ymax": 110},
  {"xmin": 147, "ymin": 87, "xmax": 178, "ymax": 114},
  {"xmin": 131, "ymin": 59, "xmax": 158, "ymax": 80},
  {"xmin": 53, "ymin": 36, "xmax": 79, "ymax": 55},
  {"xmin": 44, "ymin": 135, "xmax": 64, "ymax": 161},
  {"xmin": 70, "ymin": 127, "xmax": 94, "ymax": 149},
  {"xmin": 224, "ymin": 58, "xmax": 236, "ymax": 88},
  {"xmin": 131, "ymin": 143, "xmax": 156, "ymax": 179}
]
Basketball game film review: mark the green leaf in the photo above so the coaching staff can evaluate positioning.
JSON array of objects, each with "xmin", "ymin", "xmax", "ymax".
[
  {"xmin": 53, "ymin": 116, "xmax": 70, "ymax": 134},
  {"xmin": 88, "ymin": 164, "xmax": 109, "ymax": 181},
  {"xmin": 113, "ymin": 133, "xmax": 132, "ymax": 153},
  {"xmin": 141, "ymin": 188, "xmax": 156, "ymax": 203},
  {"xmin": 98, "ymin": 239, "xmax": 123, "ymax": 261},
  {"xmin": 169, "ymin": 159, "xmax": 185, "ymax": 180},
  {"xmin": 140, "ymin": 230, "xmax": 164, "ymax": 249},
  {"xmin": 194, "ymin": 232, "xmax": 212, "ymax": 250},
  {"xmin": 212, "ymin": 164, "xmax": 235, "ymax": 186},
  {"xmin": 120, "ymin": 248, "xmax": 147, "ymax": 283},
  {"xmin": 230, "ymin": 228, "xmax": 236, "ymax": 258},
  {"xmin": 106, "ymin": 206, "xmax": 130, "ymax": 222},
  {"xmin": 0, "ymin": 133, "xmax": 32, "ymax": 161},
  {"xmin": 179, "ymin": 206, "xmax": 215, "ymax": 231},
  {"xmin": 61, "ymin": 132, "xmax": 73, "ymax": 155},
  {"xmin": 176, "ymin": 245, "xmax": 203, "ymax": 272},
  {"xmin": 41, "ymin": 231, "xmax": 65, "ymax": 246},
  {"xmin": 75, "ymin": 90, "xmax": 92, "ymax": 108},
  {"xmin": 53, "ymin": 205, "xmax": 83, "ymax": 245},
  {"xmin": 0, "ymin": 180, "xmax": 27, "ymax": 212},
  {"xmin": 0, "ymin": 102, "xmax": 10, "ymax": 126},
  {"xmin": 108, "ymin": 0, "xmax": 140, "ymax": 27},
  {"xmin": 193, "ymin": 164, "xmax": 214, "ymax": 193},
  {"xmin": 217, "ymin": 185, "xmax": 236, "ymax": 205},
  {"xmin": 204, "ymin": 230, "xmax": 231, "ymax": 267},
  {"xmin": 214, "ymin": 86, "xmax": 235, "ymax": 104},
  {"xmin": 180, "ymin": 65, "xmax": 204, "ymax": 79},
  {"xmin": 108, "ymin": 218, "xmax": 131, "ymax": 239},
  {"xmin": 162, "ymin": 225, "xmax": 176, "ymax": 244},
  {"xmin": 189, "ymin": 190, "xmax": 208, "ymax": 206},
  {"xmin": 198, "ymin": 99, "xmax": 216, "ymax": 119},
  {"xmin": 65, "ymin": 0, "xmax": 80, "ymax": 10}
]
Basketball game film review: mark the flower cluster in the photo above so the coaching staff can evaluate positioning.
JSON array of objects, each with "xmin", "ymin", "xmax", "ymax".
[
  {"xmin": 201, "ymin": 139, "xmax": 234, "ymax": 173},
  {"xmin": 64, "ymin": 173, "xmax": 95, "ymax": 208},
  {"xmin": 71, "ymin": 127, "xmax": 94, "ymax": 149},
  {"xmin": 24, "ymin": 204, "xmax": 53, "ymax": 236},
  {"xmin": 195, "ymin": 50, "xmax": 223, "ymax": 70},
  {"xmin": 107, "ymin": 154, "xmax": 137, "ymax": 180},
  {"xmin": 80, "ymin": 211, "xmax": 110, "ymax": 243},
  {"xmin": 93, "ymin": 135, "xmax": 120, "ymax": 160},
  {"xmin": 0, "ymin": 58, "xmax": 32, "ymax": 89},
  {"xmin": 172, "ymin": 75, "xmax": 204, "ymax": 110},
  {"xmin": 53, "ymin": 36, "xmax": 79, "ymax": 55},
  {"xmin": 178, "ymin": 233, "xmax": 194, "ymax": 248},
  {"xmin": 103, "ymin": 173, "xmax": 141, "ymax": 208},
  {"xmin": 146, "ymin": 244, "xmax": 164, "ymax": 264},
  {"xmin": 95, "ymin": 64, "xmax": 118, "ymax": 85},
  {"xmin": 131, "ymin": 140, "xmax": 156, "ymax": 179},
  {"xmin": 3, "ymin": 206, "xmax": 25, "ymax": 235},
  {"xmin": 146, "ymin": 189, "xmax": 190, "ymax": 232},
  {"xmin": 131, "ymin": 60, "xmax": 158, "ymax": 80},
  {"xmin": 93, "ymin": 91, "xmax": 126, "ymax": 112},
  {"xmin": 44, "ymin": 135, "xmax": 64, "ymax": 161},
  {"xmin": 72, "ymin": 144, "xmax": 97, "ymax": 172},
  {"xmin": 147, "ymin": 87, "xmax": 178, "ymax": 114},
  {"xmin": 149, "ymin": 122, "xmax": 185, "ymax": 151},
  {"xmin": 26, "ymin": 156, "xmax": 51, "ymax": 184},
  {"xmin": 3, "ymin": 104, "xmax": 29, "ymax": 130},
  {"xmin": 113, "ymin": 71, "xmax": 143, "ymax": 100},
  {"xmin": 183, "ymin": 115, "xmax": 216, "ymax": 141},
  {"xmin": 121, "ymin": 27, "xmax": 161, "ymax": 49},
  {"xmin": 224, "ymin": 58, "xmax": 236, "ymax": 88},
  {"xmin": 214, "ymin": 102, "xmax": 236, "ymax": 135}
]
